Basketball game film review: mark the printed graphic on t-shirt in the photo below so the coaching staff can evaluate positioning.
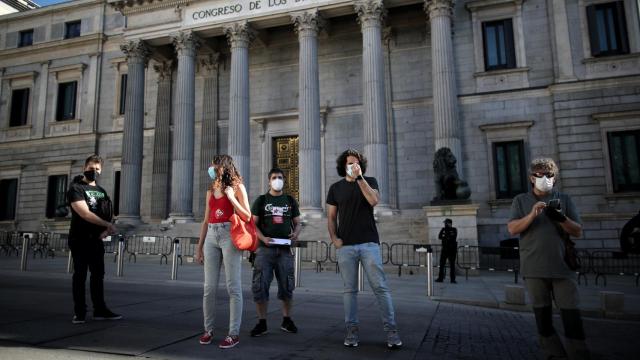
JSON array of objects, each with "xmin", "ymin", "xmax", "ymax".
[
  {"xmin": 85, "ymin": 190, "xmax": 105, "ymax": 211},
  {"xmin": 265, "ymin": 203, "xmax": 289, "ymax": 225},
  {"xmin": 215, "ymin": 209, "xmax": 225, "ymax": 219}
]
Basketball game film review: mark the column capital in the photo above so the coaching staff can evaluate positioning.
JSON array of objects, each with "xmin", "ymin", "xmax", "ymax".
[
  {"xmin": 424, "ymin": 0, "xmax": 455, "ymax": 19},
  {"xmin": 354, "ymin": 0, "xmax": 387, "ymax": 28},
  {"xmin": 172, "ymin": 31, "xmax": 201, "ymax": 57},
  {"xmin": 120, "ymin": 40, "xmax": 150, "ymax": 64},
  {"xmin": 153, "ymin": 60, "xmax": 173, "ymax": 82},
  {"xmin": 291, "ymin": 9, "xmax": 326, "ymax": 35},
  {"xmin": 224, "ymin": 21, "xmax": 255, "ymax": 49},
  {"xmin": 198, "ymin": 52, "xmax": 221, "ymax": 76}
]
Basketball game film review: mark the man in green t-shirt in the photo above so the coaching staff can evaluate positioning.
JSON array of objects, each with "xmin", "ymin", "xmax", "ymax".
[{"xmin": 249, "ymin": 168, "xmax": 302, "ymax": 337}]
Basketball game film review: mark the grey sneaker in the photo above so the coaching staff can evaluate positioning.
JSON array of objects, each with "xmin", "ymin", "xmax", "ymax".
[
  {"xmin": 387, "ymin": 330, "xmax": 403, "ymax": 349},
  {"xmin": 344, "ymin": 326, "xmax": 359, "ymax": 347}
]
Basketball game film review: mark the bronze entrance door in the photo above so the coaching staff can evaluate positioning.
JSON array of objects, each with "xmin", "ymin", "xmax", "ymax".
[{"xmin": 272, "ymin": 136, "xmax": 299, "ymax": 202}]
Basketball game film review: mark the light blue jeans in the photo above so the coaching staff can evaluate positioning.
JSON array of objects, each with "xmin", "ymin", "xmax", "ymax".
[
  {"xmin": 337, "ymin": 242, "xmax": 398, "ymax": 331},
  {"xmin": 203, "ymin": 223, "xmax": 243, "ymax": 336}
]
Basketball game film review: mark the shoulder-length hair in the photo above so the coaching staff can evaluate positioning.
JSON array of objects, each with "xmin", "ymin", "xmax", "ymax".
[
  {"xmin": 335, "ymin": 148, "xmax": 368, "ymax": 177},
  {"xmin": 210, "ymin": 154, "xmax": 243, "ymax": 191}
]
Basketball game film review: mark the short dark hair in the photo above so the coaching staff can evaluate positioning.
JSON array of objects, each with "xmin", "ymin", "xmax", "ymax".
[
  {"xmin": 84, "ymin": 154, "xmax": 103, "ymax": 167},
  {"xmin": 268, "ymin": 168, "xmax": 285, "ymax": 179},
  {"xmin": 336, "ymin": 149, "xmax": 367, "ymax": 177}
]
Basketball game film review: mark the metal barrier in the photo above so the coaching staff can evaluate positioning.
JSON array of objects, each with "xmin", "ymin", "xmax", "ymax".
[
  {"xmin": 294, "ymin": 241, "xmax": 306, "ymax": 287},
  {"xmin": 116, "ymin": 235, "xmax": 125, "ymax": 277},
  {"xmin": 20, "ymin": 234, "xmax": 30, "ymax": 271},
  {"xmin": 296, "ymin": 240, "xmax": 329, "ymax": 273},
  {"xmin": 456, "ymin": 245, "xmax": 520, "ymax": 284},
  {"xmin": 1, "ymin": 231, "xmax": 20, "ymax": 256},
  {"xmin": 170, "ymin": 239, "xmax": 180, "ymax": 280},
  {"xmin": 174, "ymin": 237, "xmax": 200, "ymax": 265},
  {"xmin": 43, "ymin": 233, "xmax": 70, "ymax": 258},
  {"xmin": 125, "ymin": 235, "xmax": 174, "ymax": 264},
  {"xmin": 590, "ymin": 250, "xmax": 640, "ymax": 287},
  {"xmin": 390, "ymin": 243, "xmax": 442, "ymax": 276},
  {"xmin": 103, "ymin": 235, "xmax": 121, "ymax": 262}
]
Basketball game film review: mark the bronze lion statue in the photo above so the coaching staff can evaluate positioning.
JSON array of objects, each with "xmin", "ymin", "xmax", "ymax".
[{"xmin": 433, "ymin": 147, "xmax": 471, "ymax": 201}]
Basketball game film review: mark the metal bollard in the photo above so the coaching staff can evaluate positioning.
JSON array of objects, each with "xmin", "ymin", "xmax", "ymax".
[
  {"xmin": 426, "ymin": 247, "xmax": 434, "ymax": 297},
  {"xmin": 294, "ymin": 246, "xmax": 302, "ymax": 288},
  {"xmin": 116, "ymin": 235, "xmax": 125, "ymax": 277},
  {"xmin": 170, "ymin": 239, "xmax": 179, "ymax": 280},
  {"xmin": 357, "ymin": 262, "xmax": 365, "ymax": 292},
  {"xmin": 20, "ymin": 235, "xmax": 29, "ymax": 271},
  {"xmin": 67, "ymin": 252, "xmax": 73, "ymax": 274}
]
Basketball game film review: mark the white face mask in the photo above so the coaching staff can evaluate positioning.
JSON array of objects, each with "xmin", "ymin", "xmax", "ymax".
[
  {"xmin": 346, "ymin": 164, "xmax": 355, "ymax": 178},
  {"xmin": 271, "ymin": 178, "xmax": 284, "ymax": 192},
  {"xmin": 534, "ymin": 176, "xmax": 554, "ymax": 193}
]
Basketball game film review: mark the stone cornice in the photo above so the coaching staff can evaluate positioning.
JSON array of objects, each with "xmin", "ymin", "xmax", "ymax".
[
  {"xmin": 478, "ymin": 120, "xmax": 534, "ymax": 132},
  {"xmin": 0, "ymin": 34, "xmax": 104, "ymax": 63},
  {"xmin": 108, "ymin": 0, "xmax": 191, "ymax": 16},
  {"xmin": 465, "ymin": 0, "xmax": 524, "ymax": 12}
]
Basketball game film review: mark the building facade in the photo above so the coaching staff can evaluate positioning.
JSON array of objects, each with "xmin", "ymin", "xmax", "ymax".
[{"xmin": 0, "ymin": 0, "xmax": 639, "ymax": 247}]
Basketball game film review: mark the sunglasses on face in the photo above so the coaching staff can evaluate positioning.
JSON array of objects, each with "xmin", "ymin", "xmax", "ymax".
[{"xmin": 532, "ymin": 172, "xmax": 555, "ymax": 178}]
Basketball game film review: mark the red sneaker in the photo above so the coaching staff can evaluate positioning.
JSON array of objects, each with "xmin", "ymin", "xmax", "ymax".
[
  {"xmin": 199, "ymin": 330, "xmax": 213, "ymax": 345},
  {"xmin": 218, "ymin": 335, "xmax": 239, "ymax": 349}
]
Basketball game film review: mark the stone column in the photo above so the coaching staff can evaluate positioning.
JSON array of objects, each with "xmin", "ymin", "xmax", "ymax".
[
  {"xmin": 118, "ymin": 40, "xmax": 149, "ymax": 224},
  {"xmin": 198, "ymin": 53, "xmax": 221, "ymax": 217},
  {"xmin": 425, "ymin": 0, "xmax": 463, "ymax": 177},
  {"xmin": 151, "ymin": 61, "xmax": 173, "ymax": 220},
  {"xmin": 292, "ymin": 10, "xmax": 324, "ymax": 217},
  {"xmin": 550, "ymin": 0, "xmax": 576, "ymax": 82},
  {"xmin": 355, "ymin": 0, "xmax": 391, "ymax": 212},
  {"xmin": 224, "ymin": 21, "xmax": 254, "ymax": 186},
  {"xmin": 169, "ymin": 31, "xmax": 200, "ymax": 222}
]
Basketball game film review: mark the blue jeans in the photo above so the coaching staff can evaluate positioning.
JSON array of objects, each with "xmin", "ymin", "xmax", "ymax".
[
  {"xmin": 203, "ymin": 223, "xmax": 243, "ymax": 336},
  {"xmin": 337, "ymin": 242, "xmax": 397, "ymax": 331}
]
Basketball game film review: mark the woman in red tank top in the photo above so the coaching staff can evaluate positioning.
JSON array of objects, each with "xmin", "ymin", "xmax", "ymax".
[{"xmin": 194, "ymin": 155, "xmax": 251, "ymax": 349}]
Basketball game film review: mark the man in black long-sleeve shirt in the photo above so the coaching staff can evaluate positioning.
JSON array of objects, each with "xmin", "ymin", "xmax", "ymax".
[{"xmin": 435, "ymin": 218, "xmax": 457, "ymax": 283}]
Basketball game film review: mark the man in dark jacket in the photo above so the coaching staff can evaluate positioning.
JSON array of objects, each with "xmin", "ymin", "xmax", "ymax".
[{"xmin": 435, "ymin": 218, "xmax": 457, "ymax": 283}]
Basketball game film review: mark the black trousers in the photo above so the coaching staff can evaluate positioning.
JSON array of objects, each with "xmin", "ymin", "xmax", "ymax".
[
  {"xmin": 70, "ymin": 240, "xmax": 106, "ymax": 316},
  {"xmin": 437, "ymin": 249, "xmax": 457, "ymax": 281}
]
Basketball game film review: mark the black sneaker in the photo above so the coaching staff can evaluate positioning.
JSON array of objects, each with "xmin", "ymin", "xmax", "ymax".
[
  {"xmin": 435, "ymin": 278, "xmax": 444, "ymax": 283},
  {"xmin": 281, "ymin": 317, "xmax": 298, "ymax": 333},
  {"xmin": 93, "ymin": 309, "xmax": 122, "ymax": 321},
  {"xmin": 72, "ymin": 314, "xmax": 85, "ymax": 324},
  {"xmin": 451, "ymin": 280, "xmax": 457, "ymax": 284},
  {"xmin": 250, "ymin": 321, "xmax": 268, "ymax": 337}
]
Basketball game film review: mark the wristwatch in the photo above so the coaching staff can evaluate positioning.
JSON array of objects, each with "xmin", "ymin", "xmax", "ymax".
[{"xmin": 356, "ymin": 175, "xmax": 364, "ymax": 181}]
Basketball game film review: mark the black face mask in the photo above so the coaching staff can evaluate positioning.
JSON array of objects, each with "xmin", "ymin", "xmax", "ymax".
[{"xmin": 83, "ymin": 170, "xmax": 100, "ymax": 182}]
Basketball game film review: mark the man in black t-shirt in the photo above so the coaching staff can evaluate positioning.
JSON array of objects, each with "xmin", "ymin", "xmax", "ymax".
[
  {"xmin": 67, "ymin": 155, "xmax": 121, "ymax": 324},
  {"xmin": 249, "ymin": 168, "xmax": 302, "ymax": 337},
  {"xmin": 326, "ymin": 149, "xmax": 402, "ymax": 349}
]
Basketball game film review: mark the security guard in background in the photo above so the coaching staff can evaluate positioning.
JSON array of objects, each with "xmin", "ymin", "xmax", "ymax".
[{"xmin": 435, "ymin": 218, "xmax": 458, "ymax": 283}]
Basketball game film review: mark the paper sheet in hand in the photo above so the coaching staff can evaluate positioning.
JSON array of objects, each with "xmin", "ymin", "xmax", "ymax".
[{"xmin": 270, "ymin": 238, "xmax": 291, "ymax": 246}]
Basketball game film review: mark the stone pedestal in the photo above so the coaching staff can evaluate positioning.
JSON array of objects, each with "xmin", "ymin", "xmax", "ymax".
[{"xmin": 424, "ymin": 203, "xmax": 480, "ymax": 246}]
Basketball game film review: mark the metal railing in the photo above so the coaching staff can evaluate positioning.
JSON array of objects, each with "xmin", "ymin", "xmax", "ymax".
[
  {"xmin": 456, "ymin": 245, "xmax": 520, "ymax": 283},
  {"xmin": 389, "ymin": 243, "xmax": 442, "ymax": 276},
  {"xmin": 125, "ymin": 235, "xmax": 174, "ymax": 264}
]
